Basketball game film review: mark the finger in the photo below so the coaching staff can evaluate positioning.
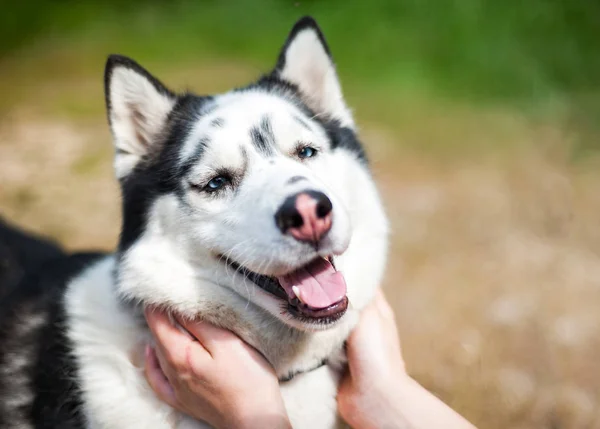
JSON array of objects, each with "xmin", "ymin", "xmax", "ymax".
[
  {"xmin": 345, "ymin": 324, "xmax": 368, "ymax": 375},
  {"xmin": 346, "ymin": 296, "xmax": 385, "ymax": 374},
  {"xmin": 336, "ymin": 371, "xmax": 356, "ymax": 418},
  {"xmin": 144, "ymin": 344, "xmax": 178, "ymax": 408},
  {"xmin": 151, "ymin": 340, "xmax": 194, "ymax": 400},
  {"xmin": 177, "ymin": 317, "xmax": 276, "ymax": 377},
  {"xmin": 145, "ymin": 307, "xmax": 210, "ymax": 369},
  {"xmin": 176, "ymin": 317, "xmax": 243, "ymax": 357}
]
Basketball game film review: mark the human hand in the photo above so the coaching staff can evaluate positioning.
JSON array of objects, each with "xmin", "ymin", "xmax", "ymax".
[
  {"xmin": 337, "ymin": 290, "xmax": 477, "ymax": 429},
  {"xmin": 337, "ymin": 289, "xmax": 408, "ymax": 428},
  {"xmin": 143, "ymin": 308, "xmax": 292, "ymax": 429}
]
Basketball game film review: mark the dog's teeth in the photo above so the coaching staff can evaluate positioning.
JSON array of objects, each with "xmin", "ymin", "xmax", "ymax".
[{"xmin": 292, "ymin": 286, "xmax": 302, "ymax": 301}]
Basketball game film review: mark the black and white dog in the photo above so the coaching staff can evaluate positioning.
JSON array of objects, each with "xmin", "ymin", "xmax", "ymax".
[{"xmin": 0, "ymin": 17, "xmax": 388, "ymax": 428}]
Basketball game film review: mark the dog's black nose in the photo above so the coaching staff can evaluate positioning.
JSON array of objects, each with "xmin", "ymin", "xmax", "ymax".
[{"xmin": 275, "ymin": 191, "xmax": 333, "ymax": 243}]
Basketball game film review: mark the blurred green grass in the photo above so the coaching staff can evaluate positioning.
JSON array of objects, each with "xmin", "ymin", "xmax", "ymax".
[
  {"xmin": 3, "ymin": 0, "xmax": 599, "ymax": 100},
  {"xmin": 1, "ymin": 0, "xmax": 599, "ymax": 152}
]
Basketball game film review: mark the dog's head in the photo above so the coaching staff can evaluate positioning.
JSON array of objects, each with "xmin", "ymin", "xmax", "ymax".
[{"xmin": 106, "ymin": 17, "xmax": 370, "ymax": 331}]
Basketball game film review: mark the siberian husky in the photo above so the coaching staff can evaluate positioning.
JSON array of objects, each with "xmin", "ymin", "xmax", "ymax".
[{"xmin": 0, "ymin": 16, "xmax": 388, "ymax": 428}]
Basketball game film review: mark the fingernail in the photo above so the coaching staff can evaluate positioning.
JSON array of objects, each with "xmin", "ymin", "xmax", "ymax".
[{"xmin": 145, "ymin": 344, "xmax": 152, "ymax": 359}]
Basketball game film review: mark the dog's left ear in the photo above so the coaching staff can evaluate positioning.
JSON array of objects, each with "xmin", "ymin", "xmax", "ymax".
[
  {"xmin": 104, "ymin": 55, "xmax": 176, "ymax": 179},
  {"xmin": 273, "ymin": 17, "xmax": 354, "ymax": 128}
]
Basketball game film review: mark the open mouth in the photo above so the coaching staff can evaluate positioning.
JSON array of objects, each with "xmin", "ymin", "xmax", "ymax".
[{"xmin": 222, "ymin": 256, "xmax": 348, "ymax": 324}]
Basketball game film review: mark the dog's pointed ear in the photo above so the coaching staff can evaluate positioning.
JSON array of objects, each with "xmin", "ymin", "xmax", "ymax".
[
  {"xmin": 273, "ymin": 17, "xmax": 354, "ymax": 128},
  {"xmin": 104, "ymin": 55, "xmax": 176, "ymax": 179}
]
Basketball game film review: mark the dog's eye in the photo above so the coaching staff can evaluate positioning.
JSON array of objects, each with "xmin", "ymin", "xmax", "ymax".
[
  {"xmin": 205, "ymin": 175, "xmax": 229, "ymax": 192},
  {"xmin": 297, "ymin": 146, "xmax": 317, "ymax": 159}
]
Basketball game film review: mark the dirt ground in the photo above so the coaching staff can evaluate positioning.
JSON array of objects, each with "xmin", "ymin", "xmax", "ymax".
[{"xmin": 1, "ymin": 59, "xmax": 599, "ymax": 429}]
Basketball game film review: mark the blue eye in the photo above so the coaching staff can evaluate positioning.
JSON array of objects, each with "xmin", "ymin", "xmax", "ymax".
[
  {"xmin": 298, "ymin": 146, "xmax": 317, "ymax": 159},
  {"xmin": 206, "ymin": 175, "xmax": 229, "ymax": 192}
]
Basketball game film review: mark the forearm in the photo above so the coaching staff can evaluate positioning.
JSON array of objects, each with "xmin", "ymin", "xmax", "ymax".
[{"xmin": 386, "ymin": 376, "xmax": 477, "ymax": 429}]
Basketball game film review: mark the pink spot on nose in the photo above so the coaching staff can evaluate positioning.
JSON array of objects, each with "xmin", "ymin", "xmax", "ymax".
[{"xmin": 289, "ymin": 193, "xmax": 332, "ymax": 244}]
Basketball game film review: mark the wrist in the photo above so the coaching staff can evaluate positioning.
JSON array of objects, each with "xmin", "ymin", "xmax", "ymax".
[
  {"xmin": 231, "ymin": 414, "xmax": 291, "ymax": 429},
  {"xmin": 230, "ymin": 411, "xmax": 292, "ymax": 429},
  {"xmin": 369, "ymin": 369, "xmax": 412, "ymax": 400}
]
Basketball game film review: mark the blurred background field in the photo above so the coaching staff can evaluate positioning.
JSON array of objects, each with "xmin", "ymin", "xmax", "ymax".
[{"xmin": 1, "ymin": 1, "xmax": 600, "ymax": 428}]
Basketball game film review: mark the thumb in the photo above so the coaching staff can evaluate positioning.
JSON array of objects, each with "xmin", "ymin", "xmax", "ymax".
[{"xmin": 345, "ymin": 300, "xmax": 380, "ymax": 377}]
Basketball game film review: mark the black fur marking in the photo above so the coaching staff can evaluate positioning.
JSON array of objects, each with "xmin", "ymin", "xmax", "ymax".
[
  {"xmin": 249, "ymin": 128, "xmax": 267, "ymax": 154},
  {"xmin": 243, "ymin": 74, "xmax": 310, "ymax": 116},
  {"xmin": 249, "ymin": 115, "xmax": 276, "ymax": 156},
  {"xmin": 0, "ymin": 238, "xmax": 104, "ymax": 428},
  {"xmin": 210, "ymin": 117, "xmax": 224, "ymax": 127},
  {"xmin": 320, "ymin": 120, "xmax": 368, "ymax": 164},
  {"xmin": 30, "ymin": 255, "xmax": 102, "ymax": 428},
  {"xmin": 0, "ymin": 218, "xmax": 64, "ymax": 300},
  {"xmin": 274, "ymin": 16, "xmax": 333, "ymax": 73},
  {"xmin": 287, "ymin": 176, "xmax": 307, "ymax": 185}
]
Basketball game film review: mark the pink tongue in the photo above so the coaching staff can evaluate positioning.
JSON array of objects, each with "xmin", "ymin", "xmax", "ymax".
[{"xmin": 277, "ymin": 258, "xmax": 347, "ymax": 309}]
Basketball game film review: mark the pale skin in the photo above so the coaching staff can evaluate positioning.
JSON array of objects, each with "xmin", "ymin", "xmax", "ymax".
[{"xmin": 144, "ymin": 291, "xmax": 477, "ymax": 429}]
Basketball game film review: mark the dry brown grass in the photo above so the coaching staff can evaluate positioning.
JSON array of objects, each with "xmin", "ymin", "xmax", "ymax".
[{"xmin": 1, "ymin": 56, "xmax": 599, "ymax": 429}]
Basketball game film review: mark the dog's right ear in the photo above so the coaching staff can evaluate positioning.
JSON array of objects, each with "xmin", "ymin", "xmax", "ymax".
[
  {"xmin": 104, "ymin": 55, "xmax": 176, "ymax": 179},
  {"xmin": 273, "ymin": 17, "xmax": 354, "ymax": 128}
]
